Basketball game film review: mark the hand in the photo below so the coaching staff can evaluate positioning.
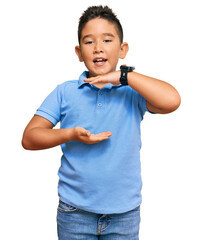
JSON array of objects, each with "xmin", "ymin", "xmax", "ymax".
[
  {"xmin": 72, "ymin": 127, "xmax": 112, "ymax": 144},
  {"xmin": 84, "ymin": 71, "xmax": 121, "ymax": 86}
]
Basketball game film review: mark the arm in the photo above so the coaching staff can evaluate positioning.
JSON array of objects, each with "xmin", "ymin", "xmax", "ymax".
[
  {"xmin": 84, "ymin": 70, "xmax": 181, "ymax": 114},
  {"xmin": 127, "ymin": 72, "xmax": 181, "ymax": 114},
  {"xmin": 22, "ymin": 115, "xmax": 112, "ymax": 150}
]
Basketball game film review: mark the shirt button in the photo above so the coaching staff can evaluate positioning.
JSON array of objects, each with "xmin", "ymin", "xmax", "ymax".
[
  {"xmin": 99, "ymin": 91, "xmax": 103, "ymax": 95},
  {"xmin": 98, "ymin": 103, "xmax": 102, "ymax": 107}
]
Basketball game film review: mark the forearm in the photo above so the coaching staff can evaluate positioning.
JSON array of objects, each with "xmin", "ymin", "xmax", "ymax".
[
  {"xmin": 22, "ymin": 127, "xmax": 74, "ymax": 150},
  {"xmin": 127, "ymin": 72, "xmax": 181, "ymax": 113},
  {"xmin": 84, "ymin": 70, "xmax": 181, "ymax": 113}
]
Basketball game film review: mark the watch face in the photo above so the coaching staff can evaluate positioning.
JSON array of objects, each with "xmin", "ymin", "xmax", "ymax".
[{"xmin": 120, "ymin": 65, "xmax": 135, "ymax": 71}]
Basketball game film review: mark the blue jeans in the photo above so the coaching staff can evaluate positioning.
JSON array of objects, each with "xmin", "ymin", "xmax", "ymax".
[{"xmin": 57, "ymin": 200, "xmax": 140, "ymax": 240}]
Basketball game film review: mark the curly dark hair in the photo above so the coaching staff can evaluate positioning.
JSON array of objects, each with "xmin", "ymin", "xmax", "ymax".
[{"xmin": 78, "ymin": 5, "xmax": 123, "ymax": 44}]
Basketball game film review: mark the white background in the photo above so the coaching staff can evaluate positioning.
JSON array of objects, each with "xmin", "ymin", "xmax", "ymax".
[{"xmin": 0, "ymin": 0, "xmax": 201, "ymax": 239}]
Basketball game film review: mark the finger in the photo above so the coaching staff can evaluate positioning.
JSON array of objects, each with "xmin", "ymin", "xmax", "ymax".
[
  {"xmin": 106, "ymin": 131, "xmax": 112, "ymax": 136},
  {"xmin": 86, "ymin": 131, "xmax": 91, "ymax": 137},
  {"xmin": 94, "ymin": 132, "xmax": 112, "ymax": 139},
  {"xmin": 89, "ymin": 81, "xmax": 98, "ymax": 85},
  {"xmin": 84, "ymin": 78, "xmax": 92, "ymax": 82},
  {"xmin": 99, "ymin": 131, "xmax": 112, "ymax": 136},
  {"xmin": 88, "ymin": 79, "xmax": 103, "ymax": 85},
  {"xmin": 81, "ymin": 129, "xmax": 91, "ymax": 137},
  {"xmin": 85, "ymin": 76, "xmax": 107, "ymax": 85},
  {"xmin": 84, "ymin": 76, "xmax": 99, "ymax": 82},
  {"xmin": 90, "ymin": 135, "xmax": 109, "ymax": 142}
]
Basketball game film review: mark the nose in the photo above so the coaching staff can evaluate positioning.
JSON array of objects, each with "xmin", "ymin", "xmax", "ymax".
[{"xmin": 93, "ymin": 41, "xmax": 103, "ymax": 54}]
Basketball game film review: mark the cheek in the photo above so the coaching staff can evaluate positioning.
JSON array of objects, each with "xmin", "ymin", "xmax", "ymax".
[
  {"xmin": 83, "ymin": 49, "xmax": 93, "ymax": 61},
  {"xmin": 109, "ymin": 51, "xmax": 121, "ymax": 64},
  {"xmin": 81, "ymin": 52, "xmax": 93, "ymax": 68},
  {"xmin": 108, "ymin": 45, "xmax": 121, "ymax": 58}
]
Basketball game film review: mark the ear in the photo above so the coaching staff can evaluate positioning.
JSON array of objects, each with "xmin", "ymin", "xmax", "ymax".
[
  {"xmin": 119, "ymin": 42, "xmax": 129, "ymax": 59},
  {"xmin": 75, "ymin": 45, "xmax": 84, "ymax": 62}
]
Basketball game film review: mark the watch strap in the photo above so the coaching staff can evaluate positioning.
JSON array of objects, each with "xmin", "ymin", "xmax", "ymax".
[
  {"xmin": 120, "ymin": 68, "xmax": 128, "ymax": 85},
  {"xmin": 120, "ymin": 65, "xmax": 135, "ymax": 85}
]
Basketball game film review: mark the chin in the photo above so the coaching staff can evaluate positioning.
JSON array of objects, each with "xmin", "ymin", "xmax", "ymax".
[{"xmin": 90, "ymin": 68, "xmax": 113, "ymax": 77}]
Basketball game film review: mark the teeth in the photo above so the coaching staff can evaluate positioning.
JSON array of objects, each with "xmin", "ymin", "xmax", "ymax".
[{"xmin": 94, "ymin": 58, "xmax": 106, "ymax": 62}]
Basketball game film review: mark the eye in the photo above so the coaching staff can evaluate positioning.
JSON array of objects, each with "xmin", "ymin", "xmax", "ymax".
[
  {"xmin": 85, "ymin": 41, "xmax": 93, "ymax": 45},
  {"xmin": 104, "ymin": 39, "xmax": 112, "ymax": 43}
]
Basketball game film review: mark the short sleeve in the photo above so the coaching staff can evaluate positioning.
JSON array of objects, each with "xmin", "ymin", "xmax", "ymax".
[
  {"xmin": 138, "ymin": 93, "xmax": 156, "ymax": 119},
  {"xmin": 137, "ymin": 93, "xmax": 147, "ymax": 120},
  {"xmin": 35, "ymin": 85, "xmax": 62, "ymax": 126}
]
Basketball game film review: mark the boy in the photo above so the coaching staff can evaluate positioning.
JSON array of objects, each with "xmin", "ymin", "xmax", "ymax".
[{"xmin": 22, "ymin": 5, "xmax": 181, "ymax": 240}]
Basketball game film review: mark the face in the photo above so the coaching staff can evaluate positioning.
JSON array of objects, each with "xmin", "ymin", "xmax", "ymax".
[{"xmin": 75, "ymin": 18, "xmax": 128, "ymax": 77}]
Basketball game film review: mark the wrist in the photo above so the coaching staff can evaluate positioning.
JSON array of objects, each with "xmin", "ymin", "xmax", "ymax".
[
  {"xmin": 127, "ymin": 71, "xmax": 134, "ymax": 84},
  {"xmin": 120, "ymin": 65, "xmax": 135, "ymax": 85},
  {"xmin": 64, "ymin": 128, "xmax": 76, "ymax": 142}
]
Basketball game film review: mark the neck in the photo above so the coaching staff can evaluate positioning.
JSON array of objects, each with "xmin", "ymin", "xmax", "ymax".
[{"xmin": 93, "ymin": 83, "xmax": 109, "ymax": 89}]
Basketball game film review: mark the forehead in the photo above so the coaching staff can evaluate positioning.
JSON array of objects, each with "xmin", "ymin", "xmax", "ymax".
[{"xmin": 81, "ymin": 18, "xmax": 119, "ymax": 37}]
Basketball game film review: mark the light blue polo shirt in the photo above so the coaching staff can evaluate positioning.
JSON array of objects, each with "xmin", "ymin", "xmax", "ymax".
[{"xmin": 35, "ymin": 71, "xmax": 149, "ymax": 214}]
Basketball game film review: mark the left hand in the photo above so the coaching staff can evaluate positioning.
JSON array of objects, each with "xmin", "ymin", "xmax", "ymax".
[{"xmin": 84, "ymin": 70, "xmax": 121, "ymax": 86}]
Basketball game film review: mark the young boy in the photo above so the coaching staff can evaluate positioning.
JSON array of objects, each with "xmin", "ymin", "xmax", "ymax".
[{"xmin": 22, "ymin": 5, "xmax": 181, "ymax": 240}]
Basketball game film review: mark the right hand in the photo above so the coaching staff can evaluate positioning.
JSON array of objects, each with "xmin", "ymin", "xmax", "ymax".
[{"xmin": 72, "ymin": 127, "xmax": 112, "ymax": 144}]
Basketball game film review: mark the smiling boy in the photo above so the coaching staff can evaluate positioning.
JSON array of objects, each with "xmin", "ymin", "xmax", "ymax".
[
  {"xmin": 22, "ymin": 5, "xmax": 181, "ymax": 240},
  {"xmin": 75, "ymin": 17, "xmax": 128, "ymax": 83}
]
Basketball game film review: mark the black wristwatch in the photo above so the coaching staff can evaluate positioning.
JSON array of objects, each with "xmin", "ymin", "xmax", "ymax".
[{"xmin": 120, "ymin": 65, "xmax": 135, "ymax": 85}]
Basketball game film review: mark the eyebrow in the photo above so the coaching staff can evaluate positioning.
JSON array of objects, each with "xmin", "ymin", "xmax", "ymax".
[{"xmin": 82, "ymin": 33, "xmax": 115, "ymax": 41}]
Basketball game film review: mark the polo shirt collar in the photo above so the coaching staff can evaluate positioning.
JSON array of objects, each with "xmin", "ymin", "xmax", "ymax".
[
  {"xmin": 78, "ymin": 71, "xmax": 122, "ymax": 90},
  {"xmin": 78, "ymin": 71, "xmax": 89, "ymax": 88}
]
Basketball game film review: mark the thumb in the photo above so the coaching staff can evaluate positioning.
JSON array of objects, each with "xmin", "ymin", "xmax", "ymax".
[{"xmin": 81, "ymin": 129, "xmax": 91, "ymax": 137}]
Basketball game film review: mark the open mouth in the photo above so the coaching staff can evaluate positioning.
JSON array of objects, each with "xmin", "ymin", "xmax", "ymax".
[{"xmin": 93, "ymin": 58, "xmax": 107, "ymax": 63}]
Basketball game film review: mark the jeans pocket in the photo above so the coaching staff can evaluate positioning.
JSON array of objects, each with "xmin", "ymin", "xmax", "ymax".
[{"xmin": 57, "ymin": 200, "xmax": 78, "ymax": 213}]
